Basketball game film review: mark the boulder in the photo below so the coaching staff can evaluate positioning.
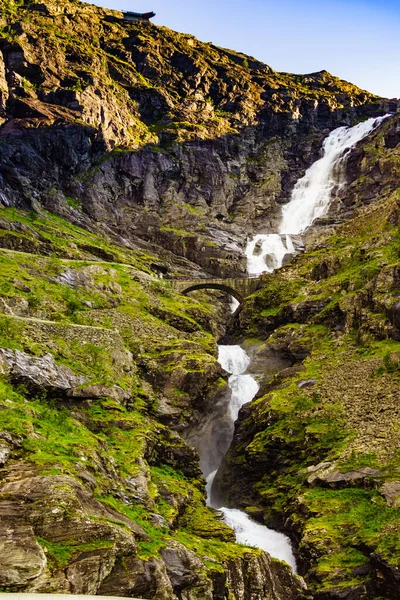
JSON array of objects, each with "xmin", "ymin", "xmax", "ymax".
[
  {"xmin": 380, "ymin": 481, "xmax": 400, "ymax": 508},
  {"xmin": 306, "ymin": 462, "xmax": 381, "ymax": 488},
  {"xmin": 0, "ymin": 349, "xmax": 87, "ymax": 393},
  {"xmin": 0, "ymin": 349, "xmax": 130, "ymax": 402},
  {"xmin": 282, "ymin": 252, "xmax": 295, "ymax": 266},
  {"xmin": 264, "ymin": 253, "xmax": 279, "ymax": 271}
]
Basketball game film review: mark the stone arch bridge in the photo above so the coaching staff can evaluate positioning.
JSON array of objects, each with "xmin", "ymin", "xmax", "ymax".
[{"xmin": 170, "ymin": 275, "xmax": 263, "ymax": 303}]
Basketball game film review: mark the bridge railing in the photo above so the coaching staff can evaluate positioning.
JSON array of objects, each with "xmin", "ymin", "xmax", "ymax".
[{"xmin": 169, "ymin": 273, "xmax": 263, "ymax": 282}]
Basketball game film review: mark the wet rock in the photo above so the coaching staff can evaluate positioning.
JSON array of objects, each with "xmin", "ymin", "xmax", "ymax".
[
  {"xmin": 253, "ymin": 240, "xmax": 264, "ymax": 256},
  {"xmin": 390, "ymin": 299, "xmax": 400, "ymax": 330},
  {"xmin": 264, "ymin": 253, "xmax": 279, "ymax": 271},
  {"xmin": 282, "ymin": 252, "xmax": 295, "ymax": 266}
]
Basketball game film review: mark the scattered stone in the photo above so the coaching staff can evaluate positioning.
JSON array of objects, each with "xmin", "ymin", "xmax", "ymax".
[
  {"xmin": 380, "ymin": 481, "xmax": 400, "ymax": 508},
  {"xmin": 297, "ymin": 379, "xmax": 317, "ymax": 389}
]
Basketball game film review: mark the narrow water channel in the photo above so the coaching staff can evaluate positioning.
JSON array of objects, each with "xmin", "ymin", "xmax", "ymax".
[{"xmin": 202, "ymin": 115, "xmax": 390, "ymax": 572}]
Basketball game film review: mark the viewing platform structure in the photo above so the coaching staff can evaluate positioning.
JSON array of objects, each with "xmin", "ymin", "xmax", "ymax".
[{"xmin": 123, "ymin": 11, "xmax": 155, "ymax": 22}]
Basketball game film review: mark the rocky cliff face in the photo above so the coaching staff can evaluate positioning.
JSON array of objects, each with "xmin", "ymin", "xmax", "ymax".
[
  {"xmin": 215, "ymin": 114, "xmax": 400, "ymax": 599},
  {"xmin": 0, "ymin": 0, "xmax": 395, "ymax": 277}
]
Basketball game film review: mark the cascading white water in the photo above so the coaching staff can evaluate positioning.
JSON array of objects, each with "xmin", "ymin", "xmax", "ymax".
[
  {"xmin": 221, "ymin": 508, "xmax": 297, "ymax": 570},
  {"xmin": 218, "ymin": 345, "xmax": 260, "ymax": 422},
  {"xmin": 230, "ymin": 297, "xmax": 240, "ymax": 313},
  {"xmin": 206, "ymin": 115, "xmax": 391, "ymax": 575},
  {"xmin": 210, "ymin": 345, "xmax": 297, "ymax": 571},
  {"xmin": 247, "ymin": 115, "xmax": 390, "ymax": 273},
  {"xmin": 280, "ymin": 115, "xmax": 390, "ymax": 235},
  {"xmin": 246, "ymin": 233, "xmax": 295, "ymax": 274}
]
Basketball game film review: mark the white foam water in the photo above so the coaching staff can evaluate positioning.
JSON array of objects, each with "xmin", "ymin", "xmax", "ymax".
[
  {"xmin": 218, "ymin": 345, "xmax": 260, "ymax": 421},
  {"xmin": 246, "ymin": 233, "xmax": 295, "ymax": 274},
  {"xmin": 230, "ymin": 297, "xmax": 240, "ymax": 313},
  {"xmin": 220, "ymin": 508, "xmax": 297, "ymax": 571}
]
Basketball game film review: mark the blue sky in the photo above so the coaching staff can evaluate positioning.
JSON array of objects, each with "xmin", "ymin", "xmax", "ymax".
[{"xmin": 90, "ymin": 0, "xmax": 400, "ymax": 98}]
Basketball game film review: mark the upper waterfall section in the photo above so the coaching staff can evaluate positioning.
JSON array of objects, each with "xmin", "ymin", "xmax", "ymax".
[
  {"xmin": 245, "ymin": 115, "xmax": 392, "ymax": 276},
  {"xmin": 280, "ymin": 115, "xmax": 391, "ymax": 235}
]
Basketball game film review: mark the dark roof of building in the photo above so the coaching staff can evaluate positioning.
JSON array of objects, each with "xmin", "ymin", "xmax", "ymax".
[{"xmin": 123, "ymin": 11, "xmax": 156, "ymax": 19}]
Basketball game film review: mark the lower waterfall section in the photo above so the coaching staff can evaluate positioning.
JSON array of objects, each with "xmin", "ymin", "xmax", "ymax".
[
  {"xmin": 220, "ymin": 508, "xmax": 297, "ymax": 571},
  {"xmin": 202, "ymin": 344, "xmax": 297, "ymax": 572}
]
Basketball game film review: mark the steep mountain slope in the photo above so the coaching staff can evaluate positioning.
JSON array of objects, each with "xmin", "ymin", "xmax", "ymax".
[
  {"xmin": 0, "ymin": 207, "xmax": 307, "ymax": 598},
  {"xmin": 215, "ymin": 114, "xmax": 400, "ymax": 598},
  {"xmin": 0, "ymin": 0, "xmax": 395, "ymax": 277},
  {"xmin": 0, "ymin": 1, "xmax": 399, "ymax": 598}
]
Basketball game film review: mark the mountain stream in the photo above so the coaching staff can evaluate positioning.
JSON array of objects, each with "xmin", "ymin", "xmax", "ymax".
[{"xmin": 202, "ymin": 115, "xmax": 390, "ymax": 573}]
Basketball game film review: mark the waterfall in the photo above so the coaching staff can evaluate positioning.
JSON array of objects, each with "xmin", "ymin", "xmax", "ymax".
[
  {"xmin": 218, "ymin": 345, "xmax": 260, "ymax": 423},
  {"xmin": 205, "ymin": 115, "xmax": 391, "ymax": 572},
  {"xmin": 246, "ymin": 233, "xmax": 295, "ymax": 274},
  {"xmin": 247, "ymin": 115, "xmax": 390, "ymax": 273},
  {"xmin": 280, "ymin": 115, "xmax": 390, "ymax": 235},
  {"xmin": 221, "ymin": 508, "xmax": 297, "ymax": 571},
  {"xmin": 208, "ymin": 345, "xmax": 297, "ymax": 571}
]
